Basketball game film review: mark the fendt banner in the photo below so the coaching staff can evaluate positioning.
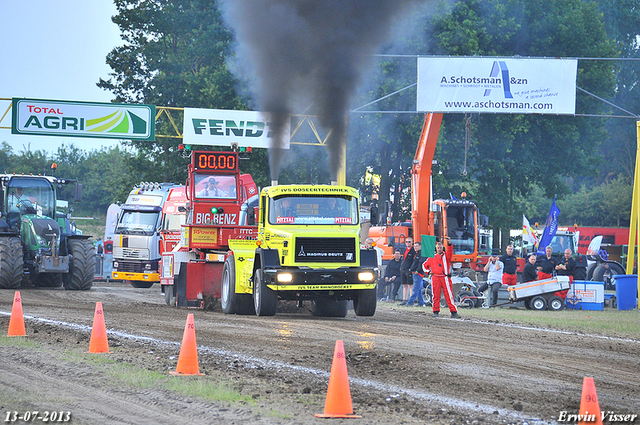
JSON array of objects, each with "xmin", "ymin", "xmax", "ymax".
[
  {"xmin": 417, "ymin": 57, "xmax": 578, "ymax": 114},
  {"xmin": 12, "ymin": 98, "xmax": 155, "ymax": 141},
  {"xmin": 183, "ymin": 108, "xmax": 290, "ymax": 149}
]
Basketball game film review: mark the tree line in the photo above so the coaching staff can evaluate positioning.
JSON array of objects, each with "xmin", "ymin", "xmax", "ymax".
[{"xmin": 2, "ymin": 0, "xmax": 637, "ymax": 239}]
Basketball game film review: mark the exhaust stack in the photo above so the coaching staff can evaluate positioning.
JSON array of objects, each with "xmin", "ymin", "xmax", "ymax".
[{"xmin": 271, "ymin": 180, "xmax": 279, "ymax": 186}]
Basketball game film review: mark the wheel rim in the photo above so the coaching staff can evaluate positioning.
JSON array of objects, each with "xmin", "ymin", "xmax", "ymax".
[
  {"xmin": 533, "ymin": 299, "xmax": 545, "ymax": 310},
  {"xmin": 550, "ymin": 299, "xmax": 562, "ymax": 310}
]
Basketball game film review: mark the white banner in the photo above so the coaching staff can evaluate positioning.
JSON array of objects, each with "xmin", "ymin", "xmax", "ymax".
[
  {"xmin": 417, "ymin": 57, "xmax": 577, "ymax": 114},
  {"xmin": 183, "ymin": 108, "xmax": 290, "ymax": 149}
]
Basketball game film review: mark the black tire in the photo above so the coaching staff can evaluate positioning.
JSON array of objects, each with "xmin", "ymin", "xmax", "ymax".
[
  {"xmin": 586, "ymin": 262, "xmax": 597, "ymax": 280},
  {"xmin": 253, "ymin": 269, "xmax": 277, "ymax": 316},
  {"xmin": 472, "ymin": 289, "xmax": 483, "ymax": 308},
  {"xmin": 524, "ymin": 298, "xmax": 532, "ymax": 310},
  {"xmin": 311, "ymin": 300, "xmax": 348, "ymax": 317},
  {"xmin": 130, "ymin": 281, "xmax": 154, "ymax": 288},
  {"xmin": 530, "ymin": 295, "xmax": 547, "ymax": 311},
  {"xmin": 548, "ymin": 295, "xmax": 565, "ymax": 311},
  {"xmin": 603, "ymin": 262, "xmax": 625, "ymax": 289},
  {"xmin": 457, "ymin": 290, "xmax": 475, "ymax": 308},
  {"xmin": 221, "ymin": 256, "xmax": 238, "ymax": 314},
  {"xmin": 62, "ymin": 239, "xmax": 94, "ymax": 290},
  {"xmin": 34, "ymin": 273, "xmax": 63, "ymax": 288},
  {"xmin": 353, "ymin": 288, "xmax": 377, "ymax": 316},
  {"xmin": 422, "ymin": 286, "xmax": 433, "ymax": 306},
  {"xmin": 0, "ymin": 236, "xmax": 24, "ymax": 289},
  {"xmin": 221, "ymin": 256, "xmax": 255, "ymax": 315}
]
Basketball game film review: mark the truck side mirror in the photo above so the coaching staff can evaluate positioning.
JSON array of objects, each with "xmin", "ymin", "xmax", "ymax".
[{"xmin": 75, "ymin": 184, "xmax": 83, "ymax": 202}]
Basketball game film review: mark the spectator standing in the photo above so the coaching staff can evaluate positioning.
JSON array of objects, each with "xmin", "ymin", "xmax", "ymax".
[
  {"xmin": 555, "ymin": 248, "xmax": 575, "ymax": 282},
  {"xmin": 393, "ymin": 238, "xmax": 415, "ymax": 303},
  {"xmin": 379, "ymin": 249, "xmax": 402, "ymax": 302},
  {"xmin": 478, "ymin": 255, "xmax": 503, "ymax": 306},
  {"xmin": 400, "ymin": 242, "xmax": 426, "ymax": 306},
  {"xmin": 364, "ymin": 237, "xmax": 384, "ymax": 280},
  {"xmin": 523, "ymin": 254, "xmax": 538, "ymax": 282},
  {"xmin": 422, "ymin": 237, "xmax": 461, "ymax": 318},
  {"xmin": 499, "ymin": 245, "xmax": 518, "ymax": 286},
  {"xmin": 536, "ymin": 246, "xmax": 557, "ymax": 280}
]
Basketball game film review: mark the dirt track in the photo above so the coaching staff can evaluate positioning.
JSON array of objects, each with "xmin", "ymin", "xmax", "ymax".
[{"xmin": 1, "ymin": 281, "xmax": 639, "ymax": 424}]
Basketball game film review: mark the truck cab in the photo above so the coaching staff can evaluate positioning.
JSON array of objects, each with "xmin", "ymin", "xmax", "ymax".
[
  {"xmin": 112, "ymin": 182, "xmax": 180, "ymax": 287},
  {"xmin": 222, "ymin": 184, "xmax": 378, "ymax": 317}
]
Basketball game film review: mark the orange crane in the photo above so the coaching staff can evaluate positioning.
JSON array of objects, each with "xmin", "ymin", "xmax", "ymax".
[{"xmin": 371, "ymin": 113, "xmax": 479, "ymax": 267}]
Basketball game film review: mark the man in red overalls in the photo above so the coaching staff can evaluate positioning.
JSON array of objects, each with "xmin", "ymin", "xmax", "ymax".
[{"xmin": 422, "ymin": 237, "xmax": 461, "ymax": 319}]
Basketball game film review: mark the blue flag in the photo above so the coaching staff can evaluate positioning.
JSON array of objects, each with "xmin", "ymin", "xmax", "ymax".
[{"xmin": 536, "ymin": 197, "xmax": 561, "ymax": 255}]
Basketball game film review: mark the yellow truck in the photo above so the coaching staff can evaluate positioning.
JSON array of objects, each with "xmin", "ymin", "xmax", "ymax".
[{"xmin": 221, "ymin": 184, "xmax": 378, "ymax": 317}]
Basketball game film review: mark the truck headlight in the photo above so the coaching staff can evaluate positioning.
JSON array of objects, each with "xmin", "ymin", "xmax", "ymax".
[
  {"xmin": 113, "ymin": 261, "xmax": 119, "ymax": 269},
  {"xmin": 358, "ymin": 272, "xmax": 375, "ymax": 282},
  {"xmin": 276, "ymin": 272, "xmax": 293, "ymax": 283}
]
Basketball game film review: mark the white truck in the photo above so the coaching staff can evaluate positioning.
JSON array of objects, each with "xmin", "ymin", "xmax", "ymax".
[{"xmin": 111, "ymin": 182, "xmax": 181, "ymax": 288}]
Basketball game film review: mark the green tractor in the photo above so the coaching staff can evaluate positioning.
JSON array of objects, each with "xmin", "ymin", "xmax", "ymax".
[{"xmin": 0, "ymin": 174, "xmax": 94, "ymax": 290}]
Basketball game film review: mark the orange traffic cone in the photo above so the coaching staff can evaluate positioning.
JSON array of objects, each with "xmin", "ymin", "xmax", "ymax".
[
  {"xmin": 7, "ymin": 291, "xmax": 26, "ymax": 337},
  {"xmin": 88, "ymin": 302, "xmax": 109, "ymax": 353},
  {"xmin": 315, "ymin": 340, "xmax": 361, "ymax": 418},
  {"xmin": 578, "ymin": 377, "xmax": 603, "ymax": 425},
  {"xmin": 170, "ymin": 314, "xmax": 203, "ymax": 375}
]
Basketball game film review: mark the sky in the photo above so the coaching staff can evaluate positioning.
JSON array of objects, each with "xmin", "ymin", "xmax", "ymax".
[{"xmin": 0, "ymin": 1, "xmax": 123, "ymax": 155}]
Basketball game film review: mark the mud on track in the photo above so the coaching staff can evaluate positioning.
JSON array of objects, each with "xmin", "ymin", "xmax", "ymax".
[{"xmin": 1, "ymin": 281, "xmax": 639, "ymax": 424}]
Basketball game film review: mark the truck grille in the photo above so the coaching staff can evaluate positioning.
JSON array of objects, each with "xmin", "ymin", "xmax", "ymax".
[
  {"xmin": 113, "ymin": 247, "xmax": 150, "ymax": 260},
  {"xmin": 294, "ymin": 237, "xmax": 356, "ymax": 263}
]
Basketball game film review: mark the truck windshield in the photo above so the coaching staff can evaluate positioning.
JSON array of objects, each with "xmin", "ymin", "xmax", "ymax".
[
  {"xmin": 163, "ymin": 212, "xmax": 185, "ymax": 231},
  {"xmin": 268, "ymin": 196, "xmax": 358, "ymax": 225},
  {"xmin": 115, "ymin": 211, "xmax": 159, "ymax": 235},
  {"xmin": 446, "ymin": 205, "xmax": 476, "ymax": 255}
]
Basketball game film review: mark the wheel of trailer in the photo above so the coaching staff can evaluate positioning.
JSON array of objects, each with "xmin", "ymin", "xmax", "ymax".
[
  {"xmin": 62, "ymin": 239, "xmax": 95, "ymax": 290},
  {"xmin": 524, "ymin": 298, "xmax": 532, "ymax": 310},
  {"xmin": 311, "ymin": 300, "xmax": 348, "ymax": 317},
  {"xmin": 353, "ymin": 288, "xmax": 376, "ymax": 316},
  {"xmin": 0, "ymin": 236, "xmax": 24, "ymax": 289},
  {"xmin": 530, "ymin": 295, "xmax": 547, "ymax": 311},
  {"xmin": 457, "ymin": 290, "xmax": 475, "ymax": 308},
  {"xmin": 34, "ymin": 273, "xmax": 63, "ymax": 288},
  {"xmin": 253, "ymin": 269, "xmax": 277, "ymax": 316},
  {"xmin": 548, "ymin": 295, "xmax": 565, "ymax": 311},
  {"xmin": 472, "ymin": 289, "xmax": 483, "ymax": 308},
  {"xmin": 130, "ymin": 281, "xmax": 154, "ymax": 288}
]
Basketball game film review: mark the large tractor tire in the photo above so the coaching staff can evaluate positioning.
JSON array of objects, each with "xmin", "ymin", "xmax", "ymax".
[
  {"xmin": 353, "ymin": 288, "xmax": 377, "ymax": 316},
  {"xmin": 62, "ymin": 239, "xmax": 95, "ymax": 290},
  {"xmin": 253, "ymin": 270, "xmax": 277, "ymax": 316},
  {"xmin": 0, "ymin": 236, "xmax": 24, "ymax": 289}
]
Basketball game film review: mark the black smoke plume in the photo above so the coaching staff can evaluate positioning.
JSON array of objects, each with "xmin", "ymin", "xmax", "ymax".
[{"xmin": 221, "ymin": 0, "xmax": 425, "ymax": 181}]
